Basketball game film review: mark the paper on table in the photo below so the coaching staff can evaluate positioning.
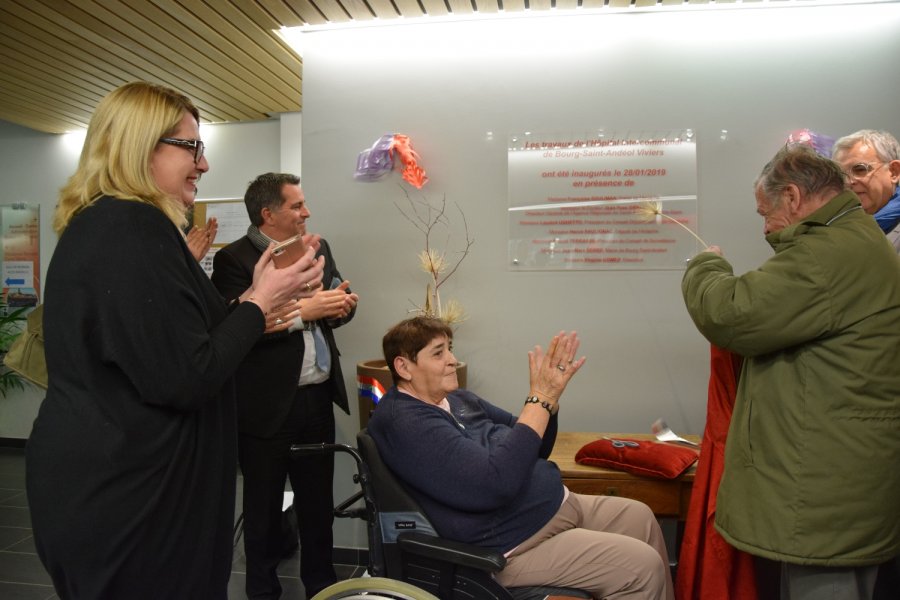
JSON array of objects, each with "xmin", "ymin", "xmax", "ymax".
[{"xmin": 651, "ymin": 418, "xmax": 700, "ymax": 447}]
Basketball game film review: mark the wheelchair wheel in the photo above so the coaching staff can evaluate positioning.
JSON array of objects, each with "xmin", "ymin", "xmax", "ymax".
[{"xmin": 311, "ymin": 576, "xmax": 439, "ymax": 600}]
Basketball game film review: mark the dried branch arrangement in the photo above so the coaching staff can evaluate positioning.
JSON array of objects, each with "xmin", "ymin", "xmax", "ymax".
[{"xmin": 395, "ymin": 189, "xmax": 474, "ymax": 324}]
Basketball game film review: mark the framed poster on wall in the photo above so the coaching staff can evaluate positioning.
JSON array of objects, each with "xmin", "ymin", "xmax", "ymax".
[
  {"xmin": 1, "ymin": 203, "xmax": 40, "ymax": 308},
  {"xmin": 191, "ymin": 198, "xmax": 249, "ymax": 277}
]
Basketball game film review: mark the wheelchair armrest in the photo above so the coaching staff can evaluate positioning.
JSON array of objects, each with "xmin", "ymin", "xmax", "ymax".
[{"xmin": 397, "ymin": 531, "xmax": 507, "ymax": 573}]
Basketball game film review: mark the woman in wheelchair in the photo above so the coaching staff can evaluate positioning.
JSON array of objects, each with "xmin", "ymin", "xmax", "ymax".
[{"xmin": 368, "ymin": 317, "xmax": 675, "ymax": 600}]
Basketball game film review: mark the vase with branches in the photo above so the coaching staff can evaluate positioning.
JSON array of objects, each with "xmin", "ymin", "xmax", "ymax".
[
  {"xmin": 354, "ymin": 137, "xmax": 476, "ymax": 428},
  {"xmin": 356, "ymin": 189, "xmax": 474, "ymax": 429},
  {"xmin": 395, "ymin": 188, "xmax": 474, "ymax": 324}
]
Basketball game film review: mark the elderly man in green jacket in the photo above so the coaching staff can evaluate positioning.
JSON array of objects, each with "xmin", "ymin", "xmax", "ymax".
[{"xmin": 682, "ymin": 144, "xmax": 900, "ymax": 600}]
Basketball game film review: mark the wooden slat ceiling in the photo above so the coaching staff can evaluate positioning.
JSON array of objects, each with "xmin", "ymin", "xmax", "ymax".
[{"xmin": 1, "ymin": 0, "xmax": 789, "ymax": 134}]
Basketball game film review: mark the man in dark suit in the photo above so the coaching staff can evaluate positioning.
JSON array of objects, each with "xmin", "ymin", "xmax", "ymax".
[{"xmin": 212, "ymin": 173, "xmax": 358, "ymax": 599}]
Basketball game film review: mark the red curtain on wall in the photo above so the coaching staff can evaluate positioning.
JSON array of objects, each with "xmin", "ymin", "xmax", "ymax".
[{"xmin": 675, "ymin": 345, "xmax": 757, "ymax": 600}]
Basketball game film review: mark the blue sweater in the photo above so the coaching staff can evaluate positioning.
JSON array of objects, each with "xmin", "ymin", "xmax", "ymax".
[
  {"xmin": 367, "ymin": 387, "xmax": 565, "ymax": 553},
  {"xmin": 874, "ymin": 186, "xmax": 900, "ymax": 233}
]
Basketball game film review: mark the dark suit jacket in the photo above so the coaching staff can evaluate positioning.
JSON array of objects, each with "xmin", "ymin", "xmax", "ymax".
[{"xmin": 211, "ymin": 236, "xmax": 353, "ymax": 438}]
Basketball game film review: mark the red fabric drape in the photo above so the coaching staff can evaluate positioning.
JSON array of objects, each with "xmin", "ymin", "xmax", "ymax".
[{"xmin": 675, "ymin": 345, "xmax": 758, "ymax": 600}]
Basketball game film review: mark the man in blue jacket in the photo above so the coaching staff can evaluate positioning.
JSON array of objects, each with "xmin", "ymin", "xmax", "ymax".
[
  {"xmin": 832, "ymin": 129, "xmax": 900, "ymax": 251},
  {"xmin": 832, "ymin": 129, "xmax": 900, "ymax": 600}
]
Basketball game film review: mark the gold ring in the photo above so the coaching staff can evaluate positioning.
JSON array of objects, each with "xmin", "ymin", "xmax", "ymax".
[
  {"xmin": 305, "ymin": 282, "xmax": 312, "ymax": 292},
  {"xmin": 557, "ymin": 364, "xmax": 566, "ymax": 371}
]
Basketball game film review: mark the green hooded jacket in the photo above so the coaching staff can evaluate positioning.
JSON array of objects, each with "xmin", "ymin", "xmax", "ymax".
[{"xmin": 682, "ymin": 190, "xmax": 900, "ymax": 565}]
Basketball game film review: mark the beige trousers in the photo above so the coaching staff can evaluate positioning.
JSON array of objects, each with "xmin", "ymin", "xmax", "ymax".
[{"xmin": 495, "ymin": 493, "xmax": 675, "ymax": 600}]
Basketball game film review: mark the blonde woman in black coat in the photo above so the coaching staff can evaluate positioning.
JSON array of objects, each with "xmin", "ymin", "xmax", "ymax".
[{"xmin": 26, "ymin": 81, "xmax": 323, "ymax": 599}]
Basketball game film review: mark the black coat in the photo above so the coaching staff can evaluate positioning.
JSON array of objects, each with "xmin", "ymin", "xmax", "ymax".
[
  {"xmin": 211, "ymin": 236, "xmax": 352, "ymax": 438},
  {"xmin": 27, "ymin": 197, "xmax": 264, "ymax": 599}
]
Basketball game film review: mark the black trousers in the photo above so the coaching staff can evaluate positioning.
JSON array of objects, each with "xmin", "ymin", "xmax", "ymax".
[{"xmin": 239, "ymin": 383, "xmax": 337, "ymax": 599}]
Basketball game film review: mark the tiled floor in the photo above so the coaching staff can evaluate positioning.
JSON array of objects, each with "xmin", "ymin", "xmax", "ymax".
[{"xmin": 0, "ymin": 446, "xmax": 364, "ymax": 600}]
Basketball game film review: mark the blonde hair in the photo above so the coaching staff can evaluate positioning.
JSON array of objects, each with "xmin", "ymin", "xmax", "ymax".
[{"xmin": 54, "ymin": 81, "xmax": 201, "ymax": 234}]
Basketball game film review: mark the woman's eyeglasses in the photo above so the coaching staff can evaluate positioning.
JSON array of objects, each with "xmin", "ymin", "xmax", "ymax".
[{"xmin": 159, "ymin": 137, "xmax": 205, "ymax": 164}]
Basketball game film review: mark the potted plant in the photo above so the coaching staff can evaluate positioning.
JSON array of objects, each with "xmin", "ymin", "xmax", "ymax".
[
  {"xmin": 357, "ymin": 190, "xmax": 474, "ymax": 429},
  {"xmin": 0, "ymin": 301, "xmax": 31, "ymax": 397}
]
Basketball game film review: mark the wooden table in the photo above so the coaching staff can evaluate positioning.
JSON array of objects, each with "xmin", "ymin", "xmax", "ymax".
[{"xmin": 549, "ymin": 432, "xmax": 701, "ymax": 520}]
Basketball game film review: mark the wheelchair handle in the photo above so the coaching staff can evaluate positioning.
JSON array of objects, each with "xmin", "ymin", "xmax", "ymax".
[{"xmin": 290, "ymin": 442, "xmax": 363, "ymax": 465}]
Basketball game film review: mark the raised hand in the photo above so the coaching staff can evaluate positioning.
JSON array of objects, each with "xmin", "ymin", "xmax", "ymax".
[
  {"xmin": 528, "ymin": 331, "xmax": 586, "ymax": 407},
  {"xmin": 186, "ymin": 217, "xmax": 218, "ymax": 261}
]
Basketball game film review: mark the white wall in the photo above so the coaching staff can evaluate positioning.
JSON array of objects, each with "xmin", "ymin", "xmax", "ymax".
[
  {"xmin": 198, "ymin": 119, "xmax": 282, "ymax": 198},
  {"xmin": 297, "ymin": 4, "xmax": 899, "ymax": 548},
  {"xmin": 299, "ymin": 3, "xmax": 900, "ymax": 449},
  {"xmin": 279, "ymin": 112, "xmax": 303, "ymax": 174}
]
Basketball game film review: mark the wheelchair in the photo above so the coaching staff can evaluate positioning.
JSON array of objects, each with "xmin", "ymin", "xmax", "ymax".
[{"xmin": 291, "ymin": 430, "xmax": 590, "ymax": 600}]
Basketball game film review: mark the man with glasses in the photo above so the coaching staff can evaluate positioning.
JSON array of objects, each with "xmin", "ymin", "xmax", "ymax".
[
  {"xmin": 832, "ymin": 130, "xmax": 900, "ymax": 600},
  {"xmin": 832, "ymin": 130, "xmax": 900, "ymax": 252}
]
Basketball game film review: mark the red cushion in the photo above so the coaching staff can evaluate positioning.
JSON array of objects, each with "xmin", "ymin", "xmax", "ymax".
[{"xmin": 575, "ymin": 438, "xmax": 699, "ymax": 479}]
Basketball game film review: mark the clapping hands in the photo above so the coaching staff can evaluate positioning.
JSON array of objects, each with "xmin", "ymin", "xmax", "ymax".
[
  {"xmin": 528, "ymin": 331, "xmax": 586, "ymax": 406},
  {"xmin": 186, "ymin": 217, "xmax": 218, "ymax": 261}
]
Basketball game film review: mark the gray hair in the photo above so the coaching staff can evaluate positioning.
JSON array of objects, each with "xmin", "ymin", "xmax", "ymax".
[
  {"xmin": 756, "ymin": 144, "xmax": 846, "ymax": 206},
  {"xmin": 832, "ymin": 129, "xmax": 900, "ymax": 162}
]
